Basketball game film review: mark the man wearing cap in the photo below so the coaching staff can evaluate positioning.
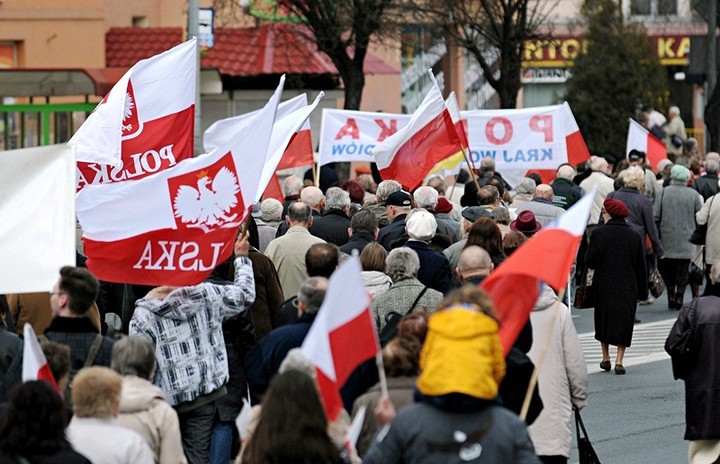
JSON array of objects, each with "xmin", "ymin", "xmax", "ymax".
[
  {"xmin": 587, "ymin": 198, "xmax": 647, "ymax": 375},
  {"xmin": 515, "ymin": 184, "xmax": 565, "ymax": 228},
  {"xmin": 618, "ymin": 150, "xmax": 660, "ymax": 201},
  {"xmin": 366, "ymin": 180, "xmax": 402, "ymax": 229},
  {"xmin": 654, "ymin": 165, "xmax": 703, "ymax": 309},
  {"xmin": 378, "ymin": 190, "xmax": 413, "ymax": 251},
  {"xmin": 510, "ymin": 211, "xmax": 543, "ymax": 238},
  {"xmin": 402, "ymin": 209, "xmax": 451, "ymax": 294}
]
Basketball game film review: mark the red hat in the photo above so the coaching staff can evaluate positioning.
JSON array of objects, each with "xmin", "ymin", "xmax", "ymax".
[
  {"xmin": 603, "ymin": 198, "xmax": 629, "ymax": 218},
  {"xmin": 510, "ymin": 210, "xmax": 542, "ymax": 236},
  {"xmin": 435, "ymin": 197, "xmax": 453, "ymax": 214}
]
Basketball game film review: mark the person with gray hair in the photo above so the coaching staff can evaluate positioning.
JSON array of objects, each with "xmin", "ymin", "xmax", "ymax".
[
  {"xmin": 366, "ymin": 180, "xmax": 402, "ymax": 228},
  {"xmin": 256, "ymin": 198, "xmax": 283, "ymax": 252},
  {"xmin": 666, "ymin": 105, "xmax": 686, "ymax": 160},
  {"xmin": 310, "ymin": 187, "xmax": 352, "ymax": 246},
  {"xmin": 413, "ymin": 186, "xmax": 460, "ymax": 242},
  {"xmin": 112, "ymin": 336, "xmax": 187, "ymax": 464},
  {"xmin": 510, "ymin": 177, "xmax": 536, "ymax": 209},
  {"xmin": 371, "ymin": 248, "xmax": 443, "ymax": 331},
  {"xmin": 275, "ymin": 187, "xmax": 324, "ymax": 237},
  {"xmin": 551, "ymin": 164, "xmax": 584, "ymax": 210},
  {"xmin": 580, "ymin": 156, "xmax": 615, "ymax": 226},
  {"xmin": 693, "ymin": 155, "xmax": 719, "ymax": 200},
  {"xmin": 244, "ymin": 277, "xmax": 329, "ymax": 399},
  {"xmin": 280, "ymin": 175, "xmax": 304, "ymax": 218},
  {"xmin": 515, "ymin": 184, "xmax": 566, "ymax": 227},
  {"xmin": 265, "ymin": 202, "xmax": 327, "ymax": 300},
  {"xmin": 455, "ymin": 245, "xmax": 494, "ymax": 285}
]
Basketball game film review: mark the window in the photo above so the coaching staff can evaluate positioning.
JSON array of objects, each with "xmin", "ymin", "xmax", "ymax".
[
  {"xmin": 630, "ymin": 0, "xmax": 677, "ymax": 16},
  {"xmin": 132, "ymin": 16, "xmax": 148, "ymax": 28}
]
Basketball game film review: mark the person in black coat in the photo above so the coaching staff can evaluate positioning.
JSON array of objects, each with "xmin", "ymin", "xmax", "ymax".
[
  {"xmin": 665, "ymin": 262, "xmax": 720, "ymax": 460},
  {"xmin": 402, "ymin": 210, "xmax": 451, "ymax": 295},
  {"xmin": 586, "ymin": 198, "xmax": 647, "ymax": 375},
  {"xmin": 310, "ymin": 187, "xmax": 351, "ymax": 246},
  {"xmin": 378, "ymin": 191, "xmax": 412, "ymax": 251},
  {"xmin": 339, "ymin": 210, "xmax": 378, "ymax": 255}
]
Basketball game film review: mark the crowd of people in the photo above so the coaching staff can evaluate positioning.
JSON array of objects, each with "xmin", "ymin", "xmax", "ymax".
[{"xmin": 0, "ymin": 138, "xmax": 719, "ymax": 463}]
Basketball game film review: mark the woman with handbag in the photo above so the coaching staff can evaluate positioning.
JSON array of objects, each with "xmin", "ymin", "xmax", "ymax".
[
  {"xmin": 665, "ymin": 262, "xmax": 720, "ymax": 464},
  {"xmin": 696, "ymin": 192, "xmax": 719, "ymax": 282},
  {"xmin": 586, "ymin": 198, "xmax": 648, "ymax": 375},
  {"xmin": 653, "ymin": 165, "xmax": 704, "ymax": 310}
]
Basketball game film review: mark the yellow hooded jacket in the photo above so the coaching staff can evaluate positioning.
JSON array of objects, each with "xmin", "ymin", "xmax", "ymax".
[{"xmin": 417, "ymin": 306, "xmax": 506, "ymax": 400}]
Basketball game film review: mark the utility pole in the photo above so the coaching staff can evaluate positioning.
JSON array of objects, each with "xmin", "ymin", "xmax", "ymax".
[{"xmin": 188, "ymin": 0, "xmax": 202, "ymax": 155}]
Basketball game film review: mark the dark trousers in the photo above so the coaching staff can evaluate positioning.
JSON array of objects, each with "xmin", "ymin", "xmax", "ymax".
[
  {"xmin": 659, "ymin": 258, "xmax": 690, "ymax": 308},
  {"xmin": 178, "ymin": 400, "xmax": 217, "ymax": 464},
  {"xmin": 539, "ymin": 456, "xmax": 568, "ymax": 464}
]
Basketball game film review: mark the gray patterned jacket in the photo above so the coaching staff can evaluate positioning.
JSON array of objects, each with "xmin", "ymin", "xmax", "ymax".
[{"xmin": 130, "ymin": 256, "xmax": 255, "ymax": 406}]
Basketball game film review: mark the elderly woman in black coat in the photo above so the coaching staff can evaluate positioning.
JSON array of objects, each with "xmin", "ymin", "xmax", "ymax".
[
  {"xmin": 586, "ymin": 198, "xmax": 647, "ymax": 375},
  {"xmin": 665, "ymin": 262, "xmax": 720, "ymax": 463}
]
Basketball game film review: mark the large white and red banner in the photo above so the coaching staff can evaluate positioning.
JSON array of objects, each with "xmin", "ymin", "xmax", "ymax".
[
  {"xmin": 481, "ymin": 191, "xmax": 593, "ymax": 354},
  {"xmin": 317, "ymin": 109, "xmax": 410, "ymax": 166},
  {"xmin": 462, "ymin": 102, "xmax": 590, "ymax": 187},
  {"xmin": 76, "ymin": 77, "xmax": 288, "ymax": 286},
  {"xmin": 626, "ymin": 118, "xmax": 668, "ymax": 172},
  {"xmin": 71, "ymin": 39, "xmax": 197, "ymax": 190},
  {"xmin": 0, "ymin": 145, "xmax": 75, "ymax": 294},
  {"xmin": 301, "ymin": 255, "xmax": 379, "ymax": 421}
]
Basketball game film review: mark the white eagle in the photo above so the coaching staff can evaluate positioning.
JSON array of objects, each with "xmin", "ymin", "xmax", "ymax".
[
  {"xmin": 123, "ymin": 92, "xmax": 135, "ymax": 122},
  {"xmin": 173, "ymin": 167, "xmax": 241, "ymax": 231}
]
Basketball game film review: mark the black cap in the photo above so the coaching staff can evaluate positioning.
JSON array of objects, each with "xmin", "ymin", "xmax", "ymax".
[
  {"xmin": 461, "ymin": 206, "xmax": 495, "ymax": 222},
  {"xmin": 385, "ymin": 190, "xmax": 412, "ymax": 207},
  {"xmin": 628, "ymin": 149, "xmax": 645, "ymax": 161}
]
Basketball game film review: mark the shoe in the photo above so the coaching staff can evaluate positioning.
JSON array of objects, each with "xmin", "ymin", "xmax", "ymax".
[
  {"xmin": 639, "ymin": 297, "xmax": 654, "ymax": 305},
  {"xmin": 634, "ymin": 318, "xmax": 642, "ymax": 323},
  {"xmin": 615, "ymin": 364, "xmax": 626, "ymax": 375},
  {"xmin": 599, "ymin": 360, "xmax": 611, "ymax": 371}
]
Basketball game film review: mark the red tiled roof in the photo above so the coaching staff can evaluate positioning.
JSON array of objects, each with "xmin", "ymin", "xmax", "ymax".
[
  {"xmin": 105, "ymin": 25, "xmax": 398, "ymax": 76},
  {"xmin": 106, "ymin": 27, "xmax": 184, "ymax": 67}
]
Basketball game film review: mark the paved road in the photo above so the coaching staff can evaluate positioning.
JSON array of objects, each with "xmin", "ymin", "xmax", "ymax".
[{"xmin": 567, "ymin": 296, "xmax": 689, "ymax": 464}]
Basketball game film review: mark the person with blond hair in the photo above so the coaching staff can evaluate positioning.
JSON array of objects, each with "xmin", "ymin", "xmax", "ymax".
[{"xmin": 67, "ymin": 366, "xmax": 153, "ymax": 463}]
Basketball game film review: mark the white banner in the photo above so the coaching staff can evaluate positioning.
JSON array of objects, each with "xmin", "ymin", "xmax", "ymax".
[
  {"xmin": 318, "ymin": 109, "xmax": 411, "ymax": 166},
  {"xmin": 461, "ymin": 104, "xmax": 570, "ymax": 172},
  {"xmin": 0, "ymin": 145, "xmax": 76, "ymax": 293}
]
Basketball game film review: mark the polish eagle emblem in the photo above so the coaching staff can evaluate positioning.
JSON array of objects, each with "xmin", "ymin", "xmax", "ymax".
[{"xmin": 173, "ymin": 167, "xmax": 241, "ymax": 232}]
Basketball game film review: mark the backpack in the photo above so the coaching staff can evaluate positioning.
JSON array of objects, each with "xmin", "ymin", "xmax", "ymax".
[{"xmin": 378, "ymin": 287, "xmax": 427, "ymax": 347}]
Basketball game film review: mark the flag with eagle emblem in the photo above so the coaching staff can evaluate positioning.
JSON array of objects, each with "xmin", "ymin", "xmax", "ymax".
[
  {"xmin": 71, "ymin": 39, "xmax": 197, "ymax": 190},
  {"xmin": 76, "ymin": 76, "xmax": 322, "ymax": 286}
]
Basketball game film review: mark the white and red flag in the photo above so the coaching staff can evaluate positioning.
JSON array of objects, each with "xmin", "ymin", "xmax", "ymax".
[
  {"xmin": 430, "ymin": 91, "xmax": 470, "ymax": 177},
  {"xmin": 301, "ymin": 256, "xmax": 380, "ymax": 421},
  {"xmin": 372, "ymin": 70, "xmax": 462, "ymax": 191},
  {"xmin": 481, "ymin": 191, "xmax": 594, "ymax": 355},
  {"xmin": 71, "ymin": 39, "xmax": 197, "ymax": 189},
  {"xmin": 76, "ymin": 77, "xmax": 288, "ymax": 286},
  {"xmin": 626, "ymin": 118, "xmax": 667, "ymax": 172},
  {"xmin": 23, "ymin": 324, "xmax": 59, "ymax": 391},
  {"xmin": 205, "ymin": 93, "xmax": 319, "ymax": 202}
]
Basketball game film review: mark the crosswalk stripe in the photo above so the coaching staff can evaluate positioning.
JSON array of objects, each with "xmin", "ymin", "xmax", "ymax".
[{"xmin": 578, "ymin": 318, "xmax": 677, "ymax": 374}]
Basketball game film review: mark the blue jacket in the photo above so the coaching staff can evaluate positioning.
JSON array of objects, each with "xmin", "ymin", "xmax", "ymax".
[{"xmin": 404, "ymin": 240, "xmax": 451, "ymax": 294}]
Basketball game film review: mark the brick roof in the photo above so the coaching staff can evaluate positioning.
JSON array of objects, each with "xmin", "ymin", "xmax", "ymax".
[{"xmin": 105, "ymin": 25, "xmax": 398, "ymax": 76}]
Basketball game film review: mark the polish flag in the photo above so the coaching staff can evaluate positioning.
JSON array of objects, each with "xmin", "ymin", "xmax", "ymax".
[
  {"xmin": 76, "ymin": 76, "xmax": 307, "ymax": 286},
  {"xmin": 529, "ymin": 102, "xmax": 591, "ymax": 184},
  {"xmin": 301, "ymin": 256, "xmax": 379, "ymax": 421},
  {"xmin": 626, "ymin": 118, "xmax": 668, "ymax": 172},
  {"xmin": 481, "ymin": 191, "xmax": 594, "ymax": 355},
  {"xmin": 23, "ymin": 324, "xmax": 58, "ymax": 391},
  {"xmin": 430, "ymin": 91, "xmax": 470, "ymax": 177},
  {"xmin": 72, "ymin": 39, "xmax": 197, "ymax": 190},
  {"xmin": 372, "ymin": 70, "xmax": 462, "ymax": 191},
  {"xmin": 204, "ymin": 93, "xmax": 319, "ymax": 201}
]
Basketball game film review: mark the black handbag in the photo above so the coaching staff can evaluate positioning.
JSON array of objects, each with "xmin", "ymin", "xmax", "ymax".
[
  {"xmin": 690, "ymin": 195, "xmax": 715, "ymax": 245},
  {"xmin": 648, "ymin": 265, "xmax": 666, "ymax": 299},
  {"xmin": 575, "ymin": 407, "xmax": 601, "ymax": 464},
  {"xmin": 574, "ymin": 269, "xmax": 595, "ymax": 309},
  {"xmin": 668, "ymin": 298, "xmax": 698, "ymax": 380}
]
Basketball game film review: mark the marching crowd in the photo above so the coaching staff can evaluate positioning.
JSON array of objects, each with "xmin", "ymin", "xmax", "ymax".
[{"xmin": 0, "ymin": 141, "xmax": 719, "ymax": 464}]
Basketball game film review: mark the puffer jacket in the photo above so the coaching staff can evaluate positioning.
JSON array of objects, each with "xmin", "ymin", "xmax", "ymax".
[
  {"xmin": 417, "ymin": 307, "xmax": 505, "ymax": 400},
  {"xmin": 117, "ymin": 375, "xmax": 187, "ymax": 464}
]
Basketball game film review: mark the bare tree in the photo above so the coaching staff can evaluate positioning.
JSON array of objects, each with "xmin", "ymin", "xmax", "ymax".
[{"xmin": 411, "ymin": 0, "xmax": 557, "ymax": 108}]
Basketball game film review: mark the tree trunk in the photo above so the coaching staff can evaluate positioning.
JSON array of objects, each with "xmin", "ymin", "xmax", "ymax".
[
  {"xmin": 705, "ymin": 82, "xmax": 720, "ymax": 152},
  {"xmin": 334, "ymin": 65, "xmax": 366, "ymax": 182}
]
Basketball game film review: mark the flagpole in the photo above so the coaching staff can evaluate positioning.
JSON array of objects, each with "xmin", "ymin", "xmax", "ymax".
[
  {"xmin": 375, "ymin": 351, "xmax": 389, "ymax": 397},
  {"xmin": 188, "ymin": 0, "xmax": 202, "ymax": 156},
  {"xmin": 520, "ymin": 293, "xmax": 561, "ymax": 421},
  {"xmin": 460, "ymin": 146, "xmax": 481, "ymax": 192},
  {"xmin": 314, "ymin": 162, "xmax": 320, "ymax": 188}
]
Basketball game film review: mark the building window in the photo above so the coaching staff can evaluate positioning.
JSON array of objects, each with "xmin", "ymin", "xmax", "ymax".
[
  {"xmin": 630, "ymin": 0, "xmax": 676, "ymax": 16},
  {"xmin": 132, "ymin": 16, "xmax": 148, "ymax": 27}
]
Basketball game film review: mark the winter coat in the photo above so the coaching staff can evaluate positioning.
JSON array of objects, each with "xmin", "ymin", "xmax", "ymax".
[
  {"xmin": 310, "ymin": 208, "xmax": 351, "ymax": 246},
  {"xmin": 363, "ymin": 403, "xmax": 541, "ymax": 464},
  {"xmin": 265, "ymin": 226, "xmax": 326, "ymax": 299},
  {"xmin": 580, "ymin": 171, "xmax": 615, "ymax": 225},
  {"xmin": 607, "ymin": 187, "xmax": 664, "ymax": 257},
  {"xmin": 0, "ymin": 326, "xmax": 21, "ymax": 379},
  {"xmin": 527, "ymin": 286, "xmax": 588, "ymax": 458},
  {"xmin": 351, "ymin": 376, "xmax": 417, "ymax": 457},
  {"xmin": 654, "ymin": 183, "xmax": 703, "ymax": 259},
  {"xmin": 378, "ymin": 214, "xmax": 408, "ymax": 251},
  {"xmin": 129, "ymin": 256, "xmax": 255, "ymax": 406},
  {"xmin": 693, "ymin": 173, "xmax": 719, "ymax": 200},
  {"xmin": 516, "ymin": 198, "xmax": 565, "ymax": 228},
  {"xmin": 586, "ymin": 218, "xmax": 647, "ymax": 347},
  {"xmin": 371, "ymin": 278, "xmax": 443, "ymax": 331},
  {"xmin": 696, "ymin": 193, "xmax": 720, "ymax": 267},
  {"xmin": 361, "ymin": 270, "xmax": 392, "ymax": 297},
  {"xmin": 117, "ymin": 375, "xmax": 187, "ymax": 464},
  {"xmin": 403, "ymin": 240, "xmax": 451, "ymax": 294},
  {"xmin": 551, "ymin": 178, "xmax": 584, "ymax": 210},
  {"xmin": 339, "ymin": 232, "xmax": 376, "ymax": 255},
  {"xmin": 246, "ymin": 250, "xmax": 283, "ymax": 340},
  {"xmin": 67, "ymin": 417, "xmax": 154, "ymax": 464},
  {"xmin": 418, "ymin": 308, "xmax": 505, "ymax": 400}
]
